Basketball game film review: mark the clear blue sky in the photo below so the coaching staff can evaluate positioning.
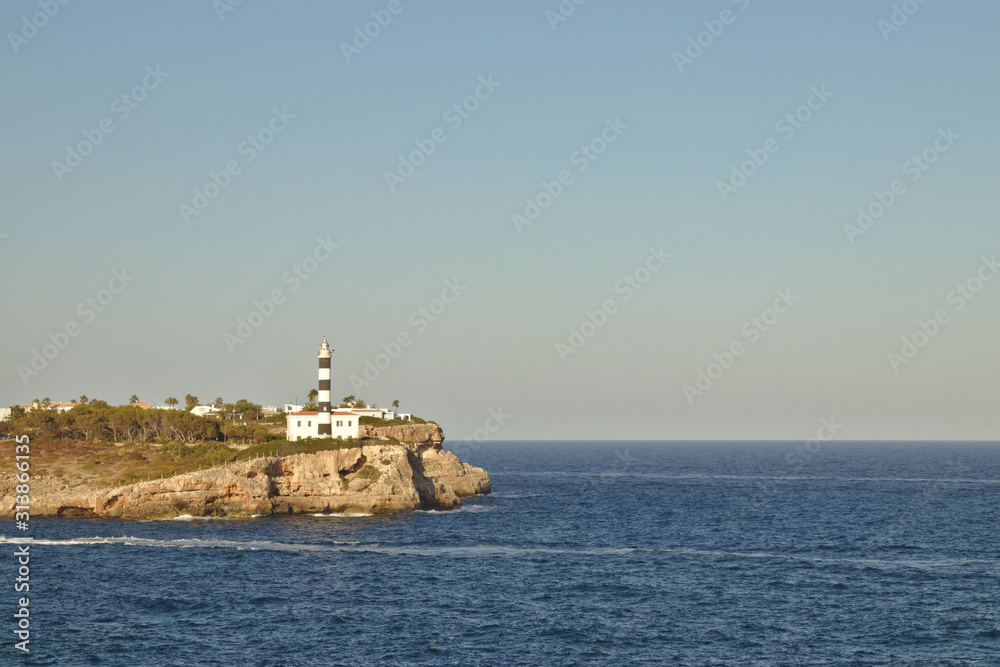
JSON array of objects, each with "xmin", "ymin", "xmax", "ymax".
[{"xmin": 2, "ymin": 1, "xmax": 998, "ymax": 441}]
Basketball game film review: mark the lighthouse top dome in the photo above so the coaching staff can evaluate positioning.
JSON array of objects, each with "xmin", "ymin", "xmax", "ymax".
[{"xmin": 318, "ymin": 337, "xmax": 333, "ymax": 358}]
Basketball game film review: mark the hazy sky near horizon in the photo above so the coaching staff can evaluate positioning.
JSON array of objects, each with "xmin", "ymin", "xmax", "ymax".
[{"xmin": 2, "ymin": 1, "xmax": 999, "ymax": 441}]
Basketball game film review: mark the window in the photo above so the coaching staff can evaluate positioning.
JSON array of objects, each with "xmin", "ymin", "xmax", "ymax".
[
  {"xmin": 297, "ymin": 420, "xmax": 301, "ymax": 427},
  {"xmin": 307, "ymin": 421, "xmax": 312, "ymax": 427},
  {"xmin": 348, "ymin": 420, "xmax": 352, "ymax": 426},
  {"xmin": 336, "ymin": 420, "xmax": 342, "ymax": 427}
]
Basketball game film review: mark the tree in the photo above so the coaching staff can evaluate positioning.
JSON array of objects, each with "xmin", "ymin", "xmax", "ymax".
[
  {"xmin": 354, "ymin": 398, "xmax": 367, "ymax": 408},
  {"xmin": 214, "ymin": 397, "xmax": 223, "ymax": 409},
  {"xmin": 69, "ymin": 408, "xmax": 105, "ymax": 442},
  {"xmin": 222, "ymin": 403, "xmax": 236, "ymax": 423},
  {"xmin": 79, "ymin": 395, "xmax": 89, "ymax": 405},
  {"xmin": 342, "ymin": 395, "xmax": 356, "ymax": 406},
  {"xmin": 107, "ymin": 408, "xmax": 140, "ymax": 442},
  {"xmin": 392, "ymin": 399, "xmax": 400, "ymax": 411},
  {"xmin": 233, "ymin": 399, "xmax": 259, "ymax": 421},
  {"xmin": 129, "ymin": 395, "xmax": 140, "ymax": 405},
  {"xmin": 165, "ymin": 397, "xmax": 179, "ymax": 410},
  {"xmin": 42, "ymin": 397, "xmax": 51, "ymax": 407},
  {"xmin": 307, "ymin": 389, "xmax": 319, "ymax": 404},
  {"xmin": 185, "ymin": 394, "xmax": 198, "ymax": 409}
]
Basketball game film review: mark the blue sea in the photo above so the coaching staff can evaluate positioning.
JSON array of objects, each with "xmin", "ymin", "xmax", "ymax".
[{"xmin": 6, "ymin": 441, "xmax": 1000, "ymax": 666}]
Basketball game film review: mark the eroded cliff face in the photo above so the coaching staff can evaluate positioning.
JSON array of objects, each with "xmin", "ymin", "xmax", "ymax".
[
  {"xmin": 359, "ymin": 422, "xmax": 444, "ymax": 447},
  {"xmin": 0, "ymin": 441, "xmax": 490, "ymax": 520}
]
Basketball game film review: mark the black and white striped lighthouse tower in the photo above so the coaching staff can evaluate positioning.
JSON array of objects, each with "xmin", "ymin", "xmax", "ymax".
[{"xmin": 317, "ymin": 337, "xmax": 332, "ymax": 436}]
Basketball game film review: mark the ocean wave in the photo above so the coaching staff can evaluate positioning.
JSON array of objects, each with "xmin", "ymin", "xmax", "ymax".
[
  {"xmin": 0, "ymin": 535, "xmax": 332, "ymax": 552},
  {"xmin": 5, "ymin": 534, "xmax": 985, "ymax": 567},
  {"xmin": 458, "ymin": 504, "xmax": 494, "ymax": 513},
  {"xmin": 309, "ymin": 512, "xmax": 374, "ymax": 518},
  {"xmin": 416, "ymin": 504, "xmax": 494, "ymax": 514},
  {"xmin": 0, "ymin": 535, "xmax": 633, "ymax": 557}
]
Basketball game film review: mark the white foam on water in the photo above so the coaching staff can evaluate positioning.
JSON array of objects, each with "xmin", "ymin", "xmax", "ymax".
[
  {"xmin": 309, "ymin": 512, "xmax": 374, "ymax": 518},
  {"xmin": 416, "ymin": 504, "xmax": 494, "ymax": 514},
  {"xmin": 0, "ymin": 535, "xmax": 341, "ymax": 552},
  {"xmin": 457, "ymin": 504, "xmax": 494, "ymax": 513},
  {"xmin": 5, "ymin": 536, "xmax": 988, "ymax": 568},
  {"xmin": 0, "ymin": 534, "xmax": 636, "ymax": 558}
]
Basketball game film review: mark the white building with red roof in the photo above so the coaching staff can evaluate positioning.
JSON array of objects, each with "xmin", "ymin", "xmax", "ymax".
[{"xmin": 286, "ymin": 409, "xmax": 357, "ymax": 441}]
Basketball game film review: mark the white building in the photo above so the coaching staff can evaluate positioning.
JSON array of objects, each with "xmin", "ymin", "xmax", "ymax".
[
  {"xmin": 286, "ymin": 410, "xmax": 358, "ymax": 441},
  {"xmin": 349, "ymin": 407, "xmax": 391, "ymax": 419},
  {"xmin": 343, "ymin": 407, "xmax": 412, "ymax": 421},
  {"xmin": 191, "ymin": 405, "xmax": 222, "ymax": 418}
]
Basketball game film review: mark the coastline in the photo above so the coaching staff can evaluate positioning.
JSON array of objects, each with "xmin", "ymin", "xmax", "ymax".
[{"xmin": 1, "ymin": 429, "xmax": 491, "ymax": 520}]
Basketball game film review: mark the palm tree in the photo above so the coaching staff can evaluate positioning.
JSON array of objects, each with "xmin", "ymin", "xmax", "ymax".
[
  {"xmin": 222, "ymin": 403, "xmax": 236, "ymax": 423},
  {"xmin": 214, "ymin": 397, "xmax": 223, "ymax": 409},
  {"xmin": 392, "ymin": 399, "xmax": 400, "ymax": 410},
  {"xmin": 165, "ymin": 397, "xmax": 179, "ymax": 410},
  {"xmin": 42, "ymin": 397, "xmax": 51, "ymax": 407},
  {"xmin": 308, "ymin": 389, "xmax": 318, "ymax": 404},
  {"xmin": 129, "ymin": 395, "xmax": 140, "ymax": 405},
  {"xmin": 342, "ymin": 395, "xmax": 356, "ymax": 407},
  {"xmin": 79, "ymin": 395, "xmax": 89, "ymax": 405},
  {"xmin": 355, "ymin": 398, "xmax": 367, "ymax": 408},
  {"xmin": 185, "ymin": 394, "xmax": 198, "ymax": 409}
]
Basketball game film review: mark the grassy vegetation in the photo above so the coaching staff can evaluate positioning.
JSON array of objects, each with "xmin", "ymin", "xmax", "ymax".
[
  {"xmin": 354, "ymin": 464, "xmax": 381, "ymax": 481},
  {"xmin": 0, "ymin": 404, "xmax": 436, "ymax": 491}
]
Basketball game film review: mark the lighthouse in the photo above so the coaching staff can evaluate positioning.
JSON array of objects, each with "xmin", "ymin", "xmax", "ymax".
[
  {"xmin": 317, "ymin": 337, "xmax": 332, "ymax": 436},
  {"xmin": 286, "ymin": 338, "xmax": 358, "ymax": 442}
]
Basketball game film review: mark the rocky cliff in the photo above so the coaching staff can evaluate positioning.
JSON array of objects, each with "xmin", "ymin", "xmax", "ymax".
[
  {"xmin": 0, "ymin": 440, "xmax": 490, "ymax": 520},
  {"xmin": 359, "ymin": 422, "xmax": 444, "ymax": 447}
]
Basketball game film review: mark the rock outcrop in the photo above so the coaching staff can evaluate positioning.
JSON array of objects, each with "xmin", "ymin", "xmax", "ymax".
[
  {"xmin": 359, "ymin": 422, "xmax": 444, "ymax": 447},
  {"xmin": 0, "ymin": 440, "xmax": 490, "ymax": 520}
]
